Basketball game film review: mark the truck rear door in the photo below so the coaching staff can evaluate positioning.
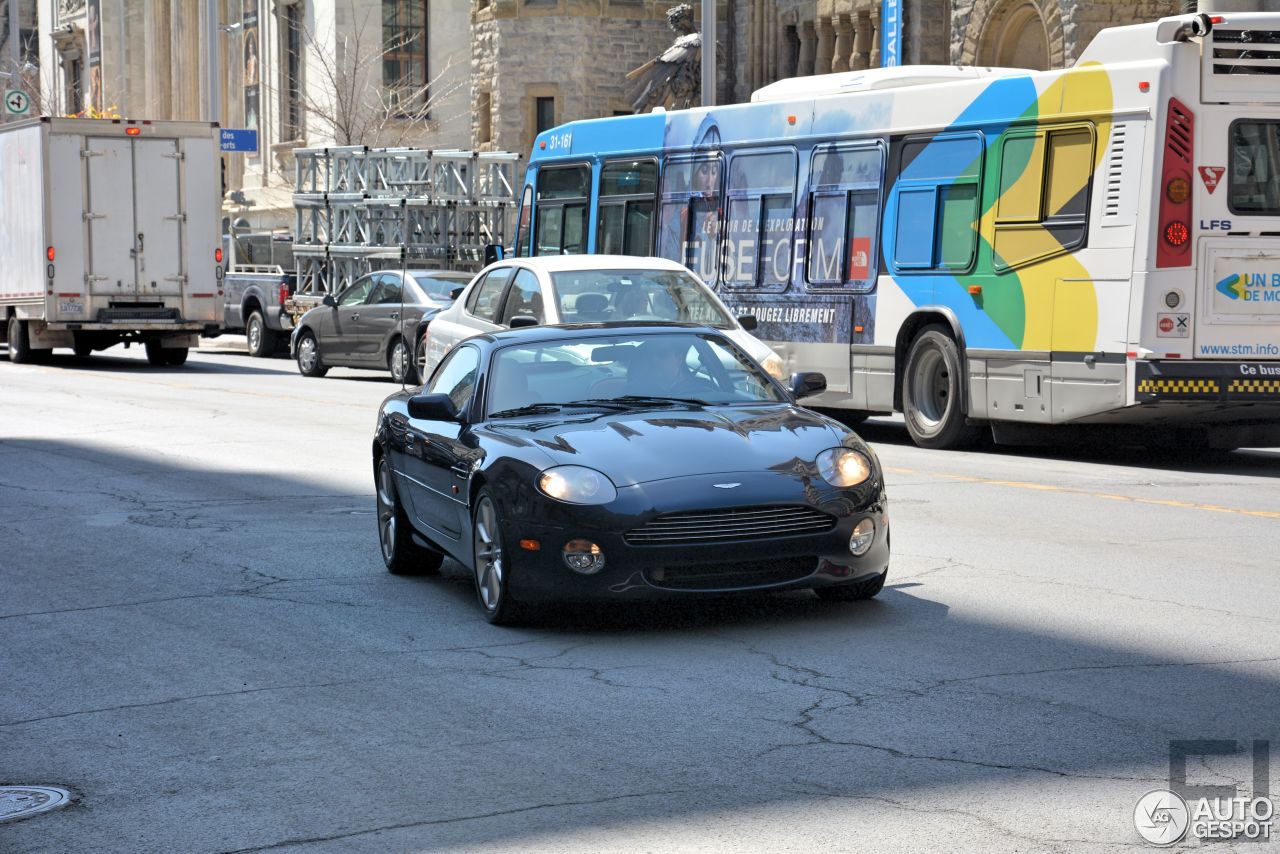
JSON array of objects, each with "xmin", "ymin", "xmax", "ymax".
[
  {"xmin": 85, "ymin": 137, "xmax": 138, "ymax": 298},
  {"xmin": 85, "ymin": 136, "xmax": 187, "ymax": 300},
  {"xmin": 133, "ymin": 139, "xmax": 185, "ymax": 297}
]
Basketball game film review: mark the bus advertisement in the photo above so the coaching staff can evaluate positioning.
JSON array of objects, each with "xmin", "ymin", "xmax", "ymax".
[{"xmin": 515, "ymin": 13, "xmax": 1280, "ymax": 451}]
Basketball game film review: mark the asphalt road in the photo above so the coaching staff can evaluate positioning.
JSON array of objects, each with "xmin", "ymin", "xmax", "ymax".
[{"xmin": 3, "ymin": 344, "xmax": 1279, "ymax": 853}]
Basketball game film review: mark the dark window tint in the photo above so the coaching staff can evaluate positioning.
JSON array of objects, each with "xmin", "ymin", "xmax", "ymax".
[
  {"xmin": 657, "ymin": 158, "xmax": 722, "ymax": 282},
  {"xmin": 597, "ymin": 160, "xmax": 658, "ymax": 256},
  {"xmin": 499, "ymin": 269, "xmax": 545, "ymax": 325},
  {"xmin": 722, "ymin": 151, "xmax": 797, "ymax": 288},
  {"xmin": 427, "ymin": 345, "xmax": 480, "ymax": 412},
  {"xmin": 992, "ymin": 125, "xmax": 1093, "ymax": 270},
  {"xmin": 535, "ymin": 166, "xmax": 590, "ymax": 256},
  {"xmin": 806, "ymin": 145, "xmax": 883, "ymax": 288},
  {"xmin": 1230, "ymin": 121, "xmax": 1280, "ymax": 215},
  {"xmin": 467, "ymin": 268, "xmax": 513, "ymax": 322}
]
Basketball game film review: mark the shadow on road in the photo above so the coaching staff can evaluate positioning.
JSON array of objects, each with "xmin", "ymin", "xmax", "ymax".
[{"xmin": 1, "ymin": 438, "xmax": 1277, "ymax": 852}]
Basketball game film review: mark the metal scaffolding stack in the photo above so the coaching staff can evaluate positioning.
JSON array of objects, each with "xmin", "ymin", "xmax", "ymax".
[{"xmin": 292, "ymin": 146, "xmax": 522, "ymax": 296}]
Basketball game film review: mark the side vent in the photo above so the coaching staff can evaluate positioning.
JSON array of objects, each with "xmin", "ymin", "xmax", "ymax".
[
  {"xmin": 1103, "ymin": 123, "xmax": 1127, "ymax": 218},
  {"xmin": 1166, "ymin": 101, "xmax": 1193, "ymax": 165},
  {"xmin": 1211, "ymin": 28, "xmax": 1280, "ymax": 76}
]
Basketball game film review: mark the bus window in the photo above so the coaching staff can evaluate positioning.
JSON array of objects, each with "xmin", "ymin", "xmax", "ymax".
[
  {"xmin": 535, "ymin": 165, "xmax": 590, "ymax": 255},
  {"xmin": 658, "ymin": 157, "xmax": 722, "ymax": 282},
  {"xmin": 722, "ymin": 150, "xmax": 797, "ymax": 288},
  {"xmin": 992, "ymin": 125, "xmax": 1093, "ymax": 271},
  {"xmin": 597, "ymin": 160, "xmax": 658, "ymax": 256},
  {"xmin": 891, "ymin": 136, "xmax": 982, "ymax": 273},
  {"xmin": 1229, "ymin": 121, "xmax": 1280, "ymax": 214},
  {"xmin": 806, "ymin": 145, "xmax": 883, "ymax": 288},
  {"xmin": 515, "ymin": 185, "xmax": 533, "ymax": 257}
]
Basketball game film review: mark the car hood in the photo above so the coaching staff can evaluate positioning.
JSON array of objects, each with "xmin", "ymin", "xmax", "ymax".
[{"xmin": 487, "ymin": 403, "xmax": 849, "ymax": 486}]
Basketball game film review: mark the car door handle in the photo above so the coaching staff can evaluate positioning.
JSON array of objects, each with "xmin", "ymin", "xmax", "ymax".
[
  {"xmin": 352, "ymin": 313, "xmax": 360, "ymax": 321},
  {"xmin": 390, "ymin": 312, "xmax": 398, "ymax": 320}
]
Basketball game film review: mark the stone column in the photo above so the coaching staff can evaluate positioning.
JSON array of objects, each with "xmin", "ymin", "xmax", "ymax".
[
  {"xmin": 797, "ymin": 20, "xmax": 817, "ymax": 77},
  {"xmin": 815, "ymin": 16, "xmax": 835, "ymax": 77},
  {"xmin": 766, "ymin": 9, "xmax": 778, "ymax": 86},
  {"xmin": 852, "ymin": 10, "xmax": 872, "ymax": 71},
  {"xmin": 833, "ymin": 14, "xmax": 852, "ymax": 73},
  {"xmin": 870, "ymin": 7, "xmax": 881, "ymax": 68}
]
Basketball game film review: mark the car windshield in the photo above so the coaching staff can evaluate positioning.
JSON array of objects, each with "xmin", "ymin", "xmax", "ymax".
[
  {"xmin": 550, "ymin": 269, "xmax": 733, "ymax": 328},
  {"xmin": 486, "ymin": 332, "xmax": 784, "ymax": 417},
  {"xmin": 410, "ymin": 272, "xmax": 472, "ymax": 300}
]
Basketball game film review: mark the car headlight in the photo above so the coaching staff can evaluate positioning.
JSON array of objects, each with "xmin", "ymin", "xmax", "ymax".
[
  {"xmin": 537, "ymin": 465, "xmax": 618, "ymax": 505},
  {"xmin": 816, "ymin": 448, "xmax": 873, "ymax": 488},
  {"xmin": 761, "ymin": 352, "xmax": 786, "ymax": 381}
]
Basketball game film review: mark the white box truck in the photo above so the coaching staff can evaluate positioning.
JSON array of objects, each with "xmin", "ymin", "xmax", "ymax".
[{"xmin": 1, "ymin": 117, "xmax": 222, "ymax": 366}]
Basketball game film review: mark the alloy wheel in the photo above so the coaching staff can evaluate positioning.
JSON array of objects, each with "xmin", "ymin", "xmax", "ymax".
[
  {"xmin": 377, "ymin": 458, "xmax": 397, "ymax": 565},
  {"xmin": 298, "ymin": 335, "xmax": 318, "ymax": 373},
  {"xmin": 473, "ymin": 497, "xmax": 504, "ymax": 612}
]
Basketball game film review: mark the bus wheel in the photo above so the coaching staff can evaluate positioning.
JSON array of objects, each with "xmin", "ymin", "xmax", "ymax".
[{"xmin": 903, "ymin": 325, "xmax": 978, "ymax": 450}]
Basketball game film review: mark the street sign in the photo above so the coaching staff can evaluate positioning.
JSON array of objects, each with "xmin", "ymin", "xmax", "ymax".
[
  {"xmin": 4, "ymin": 90, "xmax": 30, "ymax": 116},
  {"xmin": 219, "ymin": 128, "xmax": 258, "ymax": 153}
]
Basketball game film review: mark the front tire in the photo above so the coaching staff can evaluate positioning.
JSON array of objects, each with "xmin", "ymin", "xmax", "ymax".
[
  {"xmin": 815, "ymin": 569, "xmax": 887, "ymax": 602},
  {"xmin": 472, "ymin": 489, "xmax": 523, "ymax": 626},
  {"xmin": 72, "ymin": 333, "xmax": 93, "ymax": 360},
  {"xmin": 7, "ymin": 316, "xmax": 32, "ymax": 364},
  {"xmin": 246, "ymin": 311, "xmax": 279, "ymax": 358},
  {"xmin": 376, "ymin": 456, "xmax": 443, "ymax": 576},
  {"xmin": 295, "ymin": 330, "xmax": 328, "ymax": 378},
  {"xmin": 902, "ymin": 325, "xmax": 979, "ymax": 449}
]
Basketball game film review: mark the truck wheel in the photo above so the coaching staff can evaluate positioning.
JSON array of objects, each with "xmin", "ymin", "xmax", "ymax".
[
  {"xmin": 72, "ymin": 333, "xmax": 93, "ymax": 360},
  {"xmin": 388, "ymin": 337, "xmax": 415, "ymax": 384},
  {"xmin": 163, "ymin": 347, "xmax": 189, "ymax": 366},
  {"xmin": 903, "ymin": 325, "xmax": 979, "ymax": 450},
  {"xmin": 145, "ymin": 340, "xmax": 167, "ymax": 366},
  {"xmin": 295, "ymin": 330, "xmax": 328, "ymax": 377},
  {"xmin": 246, "ymin": 311, "xmax": 278, "ymax": 358},
  {"xmin": 7, "ymin": 316, "xmax": 33, "ymax": 364}
]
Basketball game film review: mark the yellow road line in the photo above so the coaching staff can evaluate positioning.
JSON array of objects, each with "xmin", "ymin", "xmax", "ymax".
[{"xmin": 884, "ymin": 466, "xmax": 1280, "ymax": 521}]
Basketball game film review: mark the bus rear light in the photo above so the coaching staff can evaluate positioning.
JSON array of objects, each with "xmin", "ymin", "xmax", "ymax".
[
  {"xmin": 215, "ymin": 248, "xmax": 223, "ymax": 263},
  {"xmin": 1139, "ymin": 81, "xmax": 1150, "ymax": 92},
  {"xmin": 1156, "ymin": 98, "xmax": 1194, "ymax": 268},
  {"xmin": 125, "ymin": 126, "xmax": 141, "ymax": 136},
  {"xmin": 1165, "ymin": 221, "xmax": 1190, "ymax": 246},
  {"xmin": 46, "ymin": 246, "xmax": 54, "ymax": 262}
]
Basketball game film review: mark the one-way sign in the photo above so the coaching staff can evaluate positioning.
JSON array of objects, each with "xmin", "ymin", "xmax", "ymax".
[
  {"xmin": 219, "ymin": 128, "xmax": 258, "ymax": 153},
  {"xmin": 4, "ymin": 90, "xmax": 30, "ymax": 116}
]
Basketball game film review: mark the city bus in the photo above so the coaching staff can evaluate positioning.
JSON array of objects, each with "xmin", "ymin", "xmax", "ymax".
[{"xmin": 510, "ymin": 12, "xmax": 1280, "ymax": 450}]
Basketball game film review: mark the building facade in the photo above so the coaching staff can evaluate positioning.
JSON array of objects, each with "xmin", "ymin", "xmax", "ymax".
[{"xmin": 28, "ymin": 0, "xmax": 1280, "ymax": 230}]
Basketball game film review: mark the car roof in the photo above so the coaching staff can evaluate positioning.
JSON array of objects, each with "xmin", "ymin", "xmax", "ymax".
[
  {"xmin": 478, "ymin": 321, "xmax": 721, "ymax": 347},
  {"xmin": 493, "ymin": 255, "xmax": 692, "ymax": 274}
]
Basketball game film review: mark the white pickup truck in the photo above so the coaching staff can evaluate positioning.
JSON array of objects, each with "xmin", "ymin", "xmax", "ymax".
[{"xmin": 0, "ymin": 117, "xmax": 222, "ymax": 366}]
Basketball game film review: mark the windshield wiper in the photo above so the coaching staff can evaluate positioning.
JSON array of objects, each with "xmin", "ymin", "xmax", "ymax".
[
  {"xmin": 584, "ymin": 395, "xmax": 709, "ymax": 408},
  {"xmin": 488, "ymin": 401, "xmax": 624, "ymax": 419}
]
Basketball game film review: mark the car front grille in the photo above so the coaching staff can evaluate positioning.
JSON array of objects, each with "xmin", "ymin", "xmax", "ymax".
[
  {"xmin": 624, "ymin": 505, "xmax": 835, "ymax": 546},
  {"xmin": 644, "ymin": 556, "xmax": 818, "ymax": 591}
]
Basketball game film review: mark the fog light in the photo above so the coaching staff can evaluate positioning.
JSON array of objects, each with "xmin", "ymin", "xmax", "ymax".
[
  {"xmin": 849, "ymin": 519, "xmax": 875, "ymax": 556},
  {"xmin": 563, "ymin": 539, "xmax": 605, "ymax": 574}
]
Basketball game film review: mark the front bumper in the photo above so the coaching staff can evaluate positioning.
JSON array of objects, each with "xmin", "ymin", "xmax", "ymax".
[{"xmin": 497, "ymin": 470, "xmax": 890, "ymax": 602}]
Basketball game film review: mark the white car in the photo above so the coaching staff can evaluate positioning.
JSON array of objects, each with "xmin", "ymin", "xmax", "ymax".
[{"xmin": 417, "ymin": 255, "xmax": 784, "ymax": 382}]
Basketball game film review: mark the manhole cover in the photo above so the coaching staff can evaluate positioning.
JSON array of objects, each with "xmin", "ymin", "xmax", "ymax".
[{"xmin": 0, "ymin": 786, "xmax": 72, "ymax": 822}]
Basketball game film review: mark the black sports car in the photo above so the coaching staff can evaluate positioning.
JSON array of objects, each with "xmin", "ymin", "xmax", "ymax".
[{"xmin": 373, "ymin": 324, "xmax": 890, "ymax": 624}]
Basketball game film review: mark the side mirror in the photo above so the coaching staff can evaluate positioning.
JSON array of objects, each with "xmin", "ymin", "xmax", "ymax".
[
  {"xmin": 483, "ymin": 244, "xmax": 505, "ymax": 266},
  {"xmin": 737, "ymin": 314, "xmax": 758, "ymax": 332},
  {"xmin": 449, "ymin": 286, "xmax": 466, "ymax": 301},
  {"xmin": 509, "ymin": 315, "xmax": 539, "ymax": 329},
  {"xmin": 407, "ymin": 393, "xmax": 461, "ymax": 421},
  {"xmin": 322, "ymin": 294, "xmax": 337, "ymax": 308},
  {"xmin": 789, "ymin": 371, "xmax": 827, "ymax": 399}
]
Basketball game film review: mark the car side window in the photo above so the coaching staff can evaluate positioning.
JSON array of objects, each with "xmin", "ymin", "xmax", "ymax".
[
  {"xmin": 499, "ymin": 269, "xmax": 545, "ymax": 326},
  {"xmin": 467, "ymin": 268, "xmax": 514, "ymax": 322},
  {"xmin": 372, "ymin": 274, "xmax": 403, "ymax": 305},
  {"xmin": 338, "ymin": 277, "xmax": 375, "ymax": 306},
  {"xmin": 427, "ymin": 345, "xmax": 481, "ymax": 413}
]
